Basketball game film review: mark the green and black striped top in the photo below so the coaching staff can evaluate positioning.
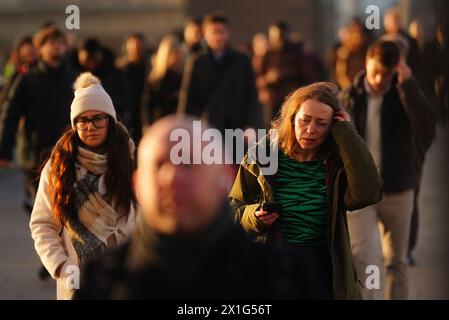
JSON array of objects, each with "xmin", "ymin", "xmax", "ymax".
[{"xmin": 274, "ymin": 150, "xmax": 328, "ymax": 245}]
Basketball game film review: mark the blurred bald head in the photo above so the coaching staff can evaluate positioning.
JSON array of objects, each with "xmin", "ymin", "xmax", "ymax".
[
  {"xmin": 136, "ymin": 115, "xmax": 232, "ymax": 235},
  {"xmin": 138, "ymin": 115, "xmax": 194, "ymax": 166}
]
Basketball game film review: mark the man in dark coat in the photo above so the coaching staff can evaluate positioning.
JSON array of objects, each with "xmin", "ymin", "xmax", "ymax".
[
  {"xmin": 260, "ymin": 21, "xmax": 309, "ymax": 121},
  {"xmin": 75, "ymin": 116, "xmax": 323, "ymax": 300},
  {"xmin": 116, "ymin": 33, "xmax": 149, "ymax": 144},
  {"xmin": 177, "ymin": 13, "xmax": 262, "ymax": 134},
  {"xmin": 0, "ymin": 26, "xmax": 75, "ymax": 206},
  {"xmin": 0, "ymin": 26, "xmax": 76, "ymax": 280},
  {"xmin": 340, "ymin": 40, "xmax": 435, "ymax": 300}
]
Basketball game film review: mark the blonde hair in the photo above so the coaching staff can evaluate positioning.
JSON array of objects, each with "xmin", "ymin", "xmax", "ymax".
[
  {"xmin": 271, "ymin": 82, "xmax": 341, "ymax": 157},
  {"xmin": 149, "ymin": 35, "xmax": 182, "ymax": 85}
]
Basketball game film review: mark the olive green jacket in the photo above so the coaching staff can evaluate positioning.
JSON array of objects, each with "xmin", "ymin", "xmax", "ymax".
[{"xmin": 229, "ymin": 121, "xmax": 382, "ymax": 299}]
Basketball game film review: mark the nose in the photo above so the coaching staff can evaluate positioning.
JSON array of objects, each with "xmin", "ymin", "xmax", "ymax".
[
  {"xmin": 306, "ymin": 122, "xmax": 316, "ymax": 134},
  {"xmin": 87, "ymin": 121, "xmax": 97, "ymax": 131}
]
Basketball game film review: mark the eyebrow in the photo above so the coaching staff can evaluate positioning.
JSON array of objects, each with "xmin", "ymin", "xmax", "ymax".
[{"xmin": 300, "ymin": 114, "xmax": 329, "ymax": 122}]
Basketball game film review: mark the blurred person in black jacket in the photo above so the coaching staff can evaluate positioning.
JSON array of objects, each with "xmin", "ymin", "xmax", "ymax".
[
  {"xmin": 177, "ymin": 13, "xmax": 263, "ymax": 135},
  {"xmin": 116, "ymin": 33, "xmax": 150, "ymax": 144},
  {"xmin": 0, "ymin": 26, "xmax": 76, "ymax": 280}
]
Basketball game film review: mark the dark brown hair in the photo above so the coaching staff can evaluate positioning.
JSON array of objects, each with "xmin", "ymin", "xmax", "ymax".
[
  {"xmin": 47, "ymin": 117, "xmax": 137, "ymax": 225},
  {"xmin": 366, "ymin": 40, "xmax": 400, "ymax": 68},
  {"xmin": 203, "ymin": 12, "xmax": 229, "ymax": 28},
  {"xmin": 33, "ymin": 26, "xmax": 66, "ymax": 50}
]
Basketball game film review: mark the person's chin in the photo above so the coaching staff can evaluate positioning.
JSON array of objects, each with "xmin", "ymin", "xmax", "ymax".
[
  {"xmin": 176, "ymin": 218, "xmax": 206, "ymax": 234},
  {"xmin": 372, "ymin": 85, "xmax": 385, "ymax": 94},
  {"xmin": 300, "ymin": 141, "xmax": 317, "ymax": 150},
  {"xmin": 85, "ymin": 140, "xmax": 102, "ymax": 149},
  {"xmin": 50, "ymin": 55, "xmax": 63, "ymax": 62},
  {"xmin": 86, "ymin": 135, "xmax": 102, "ymax": 143}
]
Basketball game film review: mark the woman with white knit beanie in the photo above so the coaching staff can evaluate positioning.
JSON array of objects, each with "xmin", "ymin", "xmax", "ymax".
[{"xmin": 30, "ymin": 72, "xmax": 138, "ymax": 299}]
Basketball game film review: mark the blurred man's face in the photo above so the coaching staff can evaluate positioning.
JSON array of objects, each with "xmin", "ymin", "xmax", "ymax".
[
  {"xmin": 184, "ymin": 23, "xmax": 202, "ymax": 47},
  {"xmin": 384, "ymin": 12, "xmax": 401, "ymax": 34},
  {"xmin": 39, "ymin": 37, "xmax": 66, "ymax": 64},
  {"xmin": 136, "ymin": 123, "xmax": 228, "ymax": 235},
  {"xmin": 339, "ymin": 26, "xmax": 351, "ymax": 47},
  {"xmin": 19, "ymin": 43, "xmax": 37, "ymax": 65},
  {"xmin": 126, "ymin": 37, "xmax": 143, "ymax": 63},
  {"xmin": 348, "ymin": 25, "xmax": 364, "ymax": 50},
  {"xmin": 203, "ymin": 22, "xmax": 230, "ymax": 53},
  {"xmin": 78, "ymin": 49, "xmax": 102, "ymax": 71},
  {"xmin": 252, "ymin": 33, "xmax": 268, "ymax": 57},
  {"xmin": 268, "ymin": 26, "xmax": 284, "ymax": 47},
  {"xmin": 365, "ymin": 57, "xmax": 395, "ymax": 94}
]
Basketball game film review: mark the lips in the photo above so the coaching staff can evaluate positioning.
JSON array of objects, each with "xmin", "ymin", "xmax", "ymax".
[{"xmin": 302, "ymin": 138, "xmax": 315, "ymax": 143}]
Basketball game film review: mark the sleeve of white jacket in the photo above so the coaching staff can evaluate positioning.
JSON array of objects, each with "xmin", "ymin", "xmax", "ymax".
[{"xmin": 29, "ymin": 160, "xmax": 69, "ymax": 278}]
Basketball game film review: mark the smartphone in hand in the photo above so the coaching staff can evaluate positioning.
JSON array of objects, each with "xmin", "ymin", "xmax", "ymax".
[{"xmin": 262, "ymin": 202, "xmax": 282, "ymax": 215}]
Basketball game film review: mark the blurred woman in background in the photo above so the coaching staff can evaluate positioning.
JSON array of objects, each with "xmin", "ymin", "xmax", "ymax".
[{"xmin": 141, "ymin": 35, "xmax": 184, "ymax": 129}]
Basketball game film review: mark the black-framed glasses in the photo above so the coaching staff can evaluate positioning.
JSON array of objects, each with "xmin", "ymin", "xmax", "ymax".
[{"xmin": 75, "ymin": 115, "xmax": 108, "ymax": 130}]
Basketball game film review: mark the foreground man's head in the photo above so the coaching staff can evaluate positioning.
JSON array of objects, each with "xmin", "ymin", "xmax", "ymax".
[{"xmin": 135, "ymin": 115, "xmax": 232, "ymax": 235}]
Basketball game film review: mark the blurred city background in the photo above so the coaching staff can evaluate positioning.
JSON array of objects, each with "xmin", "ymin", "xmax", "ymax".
[{"xmin": 0, "ymin": 0, "xmax": 445, "ymax": 63}]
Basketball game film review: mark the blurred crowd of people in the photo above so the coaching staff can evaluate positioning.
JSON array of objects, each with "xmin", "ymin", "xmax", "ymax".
[{"xmin": 0, "ymin": 6, "xmax": 446, "ymax": 300}]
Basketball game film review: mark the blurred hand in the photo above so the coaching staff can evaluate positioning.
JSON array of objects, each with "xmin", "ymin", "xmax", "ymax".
[
  {"xmin": 255, "ymin": 208, "xmax": 279, "ymax": 226},
  {"xmin": 333, "ymin": 110, "xmax": 351, "ymax": 123},
  {"xmin": 396, "ymin": 57, "xmax": 412, "ymax": 84}
]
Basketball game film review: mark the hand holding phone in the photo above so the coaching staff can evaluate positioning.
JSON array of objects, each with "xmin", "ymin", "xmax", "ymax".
[
  {"xmin": 262, "ymin": 202, "xmax": 282, "ymax": 214},
  {"xmin": 254, "ymin": 202, "xmax": 281, "ymax": 226}
]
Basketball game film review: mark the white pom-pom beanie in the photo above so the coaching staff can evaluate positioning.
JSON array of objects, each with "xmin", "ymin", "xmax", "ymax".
[{"xmin": 70, "ymin": 72, "xmax": 117, "ymax": 128}]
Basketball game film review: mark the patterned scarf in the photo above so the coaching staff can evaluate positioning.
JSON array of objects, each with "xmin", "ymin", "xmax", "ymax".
[{"xmin": 66, "ymin": 146, "xmax": 128, "ymax": 267}]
